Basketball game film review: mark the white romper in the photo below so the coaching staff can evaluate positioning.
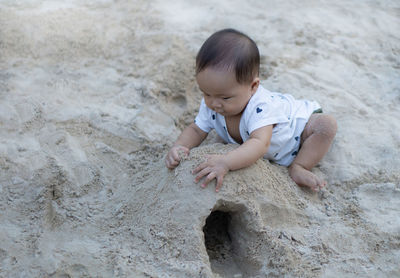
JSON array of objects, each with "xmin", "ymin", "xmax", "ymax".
[{"xmin": 194, "ymin": 85, "xmax": 321, "ymax": 166}]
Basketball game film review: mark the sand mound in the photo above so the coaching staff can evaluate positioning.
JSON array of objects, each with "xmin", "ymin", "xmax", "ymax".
[
  {"xmin": 128, "ymin": 144, "xmax": 318, "ymax": 277},
  {"xmin": 103, "ymin": 144, "xmax": 398, "ymax": 277}
]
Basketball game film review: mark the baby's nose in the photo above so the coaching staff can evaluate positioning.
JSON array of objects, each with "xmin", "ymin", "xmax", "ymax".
[{"xmin": 211, "ymin": 98, "xmax": 222, "ymax": 108}]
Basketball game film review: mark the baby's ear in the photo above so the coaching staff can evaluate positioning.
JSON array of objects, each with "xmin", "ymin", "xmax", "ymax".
[{"xmin": 251, "ymin": 77, "xmax": 260, "ymax": 93}]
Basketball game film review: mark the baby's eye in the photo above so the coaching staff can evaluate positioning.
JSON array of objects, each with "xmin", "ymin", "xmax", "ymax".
[{"xmin": 223, "ymin": 97, "xmax": 231, "ymax": 100}]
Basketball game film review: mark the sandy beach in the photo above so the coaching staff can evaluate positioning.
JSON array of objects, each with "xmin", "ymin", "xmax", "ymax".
[{"xmin": 0, "ymin": 0, "xmax": 399, "ymax": 277}]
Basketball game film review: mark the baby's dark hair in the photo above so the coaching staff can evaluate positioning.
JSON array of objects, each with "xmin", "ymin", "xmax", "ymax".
[{"xmin": 196, "ymin": 28, "xmax": 260, "ymax": 84}]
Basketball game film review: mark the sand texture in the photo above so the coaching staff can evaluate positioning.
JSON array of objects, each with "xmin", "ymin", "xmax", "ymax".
[{"xmin": 0, "ymin": 0, "xmax": 399, "ymax": 277}]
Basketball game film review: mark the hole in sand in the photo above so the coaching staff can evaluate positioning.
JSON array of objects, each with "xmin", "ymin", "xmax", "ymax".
[{"xmin": 203, "ymin": 210, "xmax": 244, "ymax": 277}]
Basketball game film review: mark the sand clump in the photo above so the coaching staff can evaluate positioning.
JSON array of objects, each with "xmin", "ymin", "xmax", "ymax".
[{"xmin": 1, "ymin": 0, "xmax": 400, "ymax": 277}]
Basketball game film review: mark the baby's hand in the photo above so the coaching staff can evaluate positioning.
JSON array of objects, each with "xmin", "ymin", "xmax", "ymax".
[
  {"xmin": 165, "ymin": 145, "xmax": 189, "ymax": 169},
  {"xmin": 193, "ymin": 154, "xmax": 229, "ymax": 192}
]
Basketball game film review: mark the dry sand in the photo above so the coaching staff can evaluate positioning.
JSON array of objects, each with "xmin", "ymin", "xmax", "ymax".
[{"xmin": 0, "ymin": 0, "xmax": 399, "ymax": 277}]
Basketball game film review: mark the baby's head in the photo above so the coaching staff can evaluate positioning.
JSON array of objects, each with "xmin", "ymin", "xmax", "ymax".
[
  {"xmin": 196, "ymin": 28, "xmax": 260, "ymax": 85},
  {"xmin": 195, "ymin": 29, "xmax": 260, "ymax": 117}
]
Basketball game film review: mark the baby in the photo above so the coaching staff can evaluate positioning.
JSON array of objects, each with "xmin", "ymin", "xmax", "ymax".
[{"xmin": 165, "ymin": 29, "xmax": 337, "ymax": 192}]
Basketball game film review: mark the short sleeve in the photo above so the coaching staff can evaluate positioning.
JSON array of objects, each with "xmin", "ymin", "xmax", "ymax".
[
  {"xmin": 246, "ymin": 98, "xmax": 289, "ymax": 135},
  {"xmin": 194, "ymin": 98, "xmax": 213, "ymax": 133}
]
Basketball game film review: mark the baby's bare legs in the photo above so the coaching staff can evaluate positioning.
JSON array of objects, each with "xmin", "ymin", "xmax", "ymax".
[{"xmin": 289, "ymin": 114, "xmax": 337, "ymax": 191}]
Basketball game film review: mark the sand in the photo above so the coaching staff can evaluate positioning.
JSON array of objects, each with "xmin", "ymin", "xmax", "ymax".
[{"xmin": 0, "ymin": 0, "xmax": 399, "ymax": 277}]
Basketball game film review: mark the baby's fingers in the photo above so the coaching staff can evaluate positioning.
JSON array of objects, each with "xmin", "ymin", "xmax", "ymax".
[
  {"xmin": 165, "ymin": 150, "xmax": 181, "ymax": 168},
  {"xmin": 165, "ymin": 157, "xmax": 179, "ymax": 169},
  {"xmin": 201, "ymin": 172, "xmax": 217, "ymax": 188},
  {"xmin": 194, "ymin": 166, "xmax": 210, "ymax": 183},
  {"xmin": 171, "ymin": 149, "xmax": 181, "ymax": 162},
  {"xmin": 193, "ymin": 161, "xmax": 208, "ymax": 175},
  {"xmin": 215, "ymin": 175, "xmax": 224, "ymax": 192},
  {"xmin": 180, "ymin": 146, "xmax": 190, "ymax": 156}
]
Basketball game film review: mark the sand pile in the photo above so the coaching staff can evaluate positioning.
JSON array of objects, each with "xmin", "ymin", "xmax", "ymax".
[
  {"xmin": 126, "ymin": 144, "xmax": 323, "ymax": 277},
  {"xmin": 102, "ymin": 144, "xmax": 400, "ymax": 277},
  {"xmin": 0, "ymin": 0, "xmax": 400, "ymax": 277}
]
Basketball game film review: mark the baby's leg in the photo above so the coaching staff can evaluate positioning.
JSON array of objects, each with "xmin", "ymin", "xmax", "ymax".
[{"xmin": 289, "ymin": 114, "xmax": 337, "ymax": 191}]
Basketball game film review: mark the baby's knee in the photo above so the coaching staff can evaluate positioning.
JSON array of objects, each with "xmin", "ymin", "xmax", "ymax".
[{"xmin": 315, "ymin": 114, "xmax": 337, "ymax": 139}]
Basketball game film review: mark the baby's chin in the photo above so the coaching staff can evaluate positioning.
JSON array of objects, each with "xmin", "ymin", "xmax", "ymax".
[
  {"xmin": 218, "ymin": 110, "xmax": 244, "ymax": 117},
  {"xmin": 217, "ymin": 111, "xmax": 230, "ymax": 117},
  {"xmin": 211, "ymin": 108, "xmax": 241, "ymax": 117}
]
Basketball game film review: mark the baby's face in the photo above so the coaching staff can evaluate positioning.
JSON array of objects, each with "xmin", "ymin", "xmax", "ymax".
[{"xmin": 196, "ymin": 68, "xmax": 259, "ymax": 117}]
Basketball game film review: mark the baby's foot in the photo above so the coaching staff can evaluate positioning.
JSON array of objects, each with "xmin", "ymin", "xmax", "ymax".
[{"xmin": 289, "ymin": 163, "xmax": 327, "ymax": 192}]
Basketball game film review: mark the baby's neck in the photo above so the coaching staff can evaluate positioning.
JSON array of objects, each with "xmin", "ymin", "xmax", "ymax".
[{"xmin": 225, "ymin": 113, "xmax": 243, "ymax": 144}]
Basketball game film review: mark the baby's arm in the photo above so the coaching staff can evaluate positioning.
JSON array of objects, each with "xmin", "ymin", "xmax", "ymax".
[
  {"xmin": 193, "ymin": 125, "xmax": 273, "ymax": 191},
  {"xmin": 165, "ymin": 123, "xmax": 208, "ymax": 169}
]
